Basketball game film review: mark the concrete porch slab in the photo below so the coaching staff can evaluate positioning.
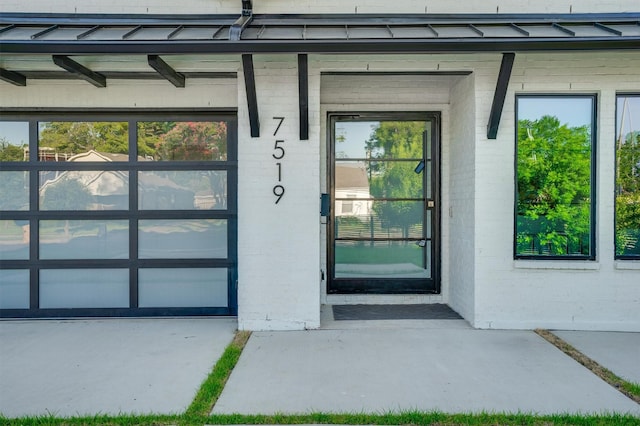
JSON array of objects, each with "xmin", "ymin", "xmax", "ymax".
[
  {"xmin": 0, "ymin": 318, "xmax": 236, "ymax": 418},
  {"xmin": 212, "ymin": 327, "xmax": 640, "ymax": 415}
]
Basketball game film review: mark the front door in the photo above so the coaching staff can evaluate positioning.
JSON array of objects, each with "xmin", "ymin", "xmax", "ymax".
[{"xmin": 328, "ymin": 113, "xmax": 440, "ymax": 294}]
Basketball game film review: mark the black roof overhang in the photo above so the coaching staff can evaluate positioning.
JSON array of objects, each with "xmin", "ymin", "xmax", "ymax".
[{"xmin": 2, "ymin": 37, "xmax": 639, "ymax": 55}]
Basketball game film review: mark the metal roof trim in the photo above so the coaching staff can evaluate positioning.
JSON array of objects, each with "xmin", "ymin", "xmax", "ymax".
[
  {"xmin": 2, "ymin": 12, "xmax": 639, "ymax": 54},
  {"xmin": 2, "ymin": 36, "xmax": 639, "ymax": 55}
]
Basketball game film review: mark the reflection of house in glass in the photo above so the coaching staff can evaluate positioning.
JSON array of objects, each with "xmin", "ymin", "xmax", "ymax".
[
  {"xmin": 335, "ymin": 162, "xmax": 372, "ymax": 217},
  {"xmin": 39, "ymin": 151, "xmax": 131, "ymax": 210},
  {"xmin": 38, "ymin": 150, "xmax": 225, "ymax": 210}
]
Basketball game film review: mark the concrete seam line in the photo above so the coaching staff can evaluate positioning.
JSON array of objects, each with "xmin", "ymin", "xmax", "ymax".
[{"xmin": 534, "ymin": 329, "xmax": 640, "ymax": 404}]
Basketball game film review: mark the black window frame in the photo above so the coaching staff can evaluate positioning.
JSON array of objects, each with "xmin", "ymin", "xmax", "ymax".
[
  {"xmin": 513, "ymin": 94, "xmax": 597, "ymax": 261},
  {"xmin": 614, "ymin": 93, "xmax": 640, "ymax": 260},
  {"xmin": 0, "ymin": 109, "xmax": 238, "ymax": 317}
]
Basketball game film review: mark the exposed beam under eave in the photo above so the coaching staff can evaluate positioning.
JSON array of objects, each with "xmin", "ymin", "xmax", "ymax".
[
  {"xmin": 0, "ymin": 68, "xmax": 26, "ymax": 86},
  {"xmin": 487, "ymin": 52, "xmax": 515, "ymax": 140},
  {"xmin": 52, "ymin": 55, "xmax": 106, "ymax": 87},
  {"xmin": 147, "ymin": 55, "xmax": 185, "ymax": 87},
  {"xmin": 242, "ymin": 54, "xmax": 260, "ymax": 138},
  {"xmin": 298, "ymin": 54, "xmax": 309, "ymax": 141}
]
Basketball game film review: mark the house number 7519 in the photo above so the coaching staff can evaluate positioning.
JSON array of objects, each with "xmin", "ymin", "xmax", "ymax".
[{"xmin": 272, "ymin": 117, "xmax": 285, "ymax": 204}]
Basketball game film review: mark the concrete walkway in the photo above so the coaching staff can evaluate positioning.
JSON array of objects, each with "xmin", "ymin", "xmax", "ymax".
[
  {"xmin": 553, "ymin": 330, "xmax": 640, "ymax": 384},
  {"xmin": 213, "ymin": 322, "xmax": 640, "ymax": 415},
  {"xmin": 0, "ymin": 318, "xmax": 236, "ymax": 418},
  {"xmin": 1, "ymin": 317, "xmax": 639, "ymax": 419}
]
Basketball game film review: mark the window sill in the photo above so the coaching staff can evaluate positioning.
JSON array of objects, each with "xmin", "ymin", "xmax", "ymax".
[
  {"xmin": 614, "ymin": 261, "xmax": 640, "ymax": 270},
  {"xmin": 513, "ymin": 260, "xmax": 600, "ymax": 270}
]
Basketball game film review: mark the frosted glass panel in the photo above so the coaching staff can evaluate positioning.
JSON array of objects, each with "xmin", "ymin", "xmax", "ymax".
[
  {"xmin": 0, "ymin": 171, "xmax": 29, "ymax": 210},
  {"xmin": 0, "ymin": 220, "xmax": 29, "ymax": 260},
  {"xmin": 138, "ymin": 219, "xmax": 227, "ymax": 259},
  {"xmin": 138, "ymin": 268, "xmax": 228, "ymax": 308},
  {"xmin": 39, "ymin": 170, "xmax": 129, "ymax": 210},
  {"xmin": 138, "ymin": 170, "xmax": 227, "ymax": 210},
  {"xmin": 40, "ymin": 269, "xmax": 129, "ymax": 309},
  {"xmin": 40, "ymin": 220, "xmax": 129, "ymax": 259},
  {"xmin": 0, "ymin": 270, "xmax": 29, "ymax": 309}
]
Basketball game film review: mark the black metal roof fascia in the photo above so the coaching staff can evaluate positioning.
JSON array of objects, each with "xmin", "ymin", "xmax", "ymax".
[{"xmin": 2, "ymin": 37, "xmax": 639, "ymax": 55}]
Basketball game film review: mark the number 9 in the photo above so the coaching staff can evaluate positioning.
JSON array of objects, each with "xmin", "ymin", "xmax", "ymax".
[{"xmin": 273, "ymin": 185, "xmax": 285, "ymax": 204}]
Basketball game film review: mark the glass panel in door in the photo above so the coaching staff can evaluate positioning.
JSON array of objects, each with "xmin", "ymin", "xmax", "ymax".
[{"xmin": 330, "ymin": 115, "xmax": 438, "ymax": 293}]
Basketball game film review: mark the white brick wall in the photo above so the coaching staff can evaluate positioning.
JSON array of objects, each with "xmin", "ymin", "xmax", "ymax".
[
  {"xmin": 4, "ymin": 0, "xmax": 638, "ymax": 14},
  {"xmin": 237, "ymin": 55, "xmax": 321, "ymax": 330},
  {"xmin": 0, "ymin": 78, "xmax": 237, "ymax": 109},
  {"xmin": 448, "ymin": 73, "xmax": 476, "ymax": 323}
]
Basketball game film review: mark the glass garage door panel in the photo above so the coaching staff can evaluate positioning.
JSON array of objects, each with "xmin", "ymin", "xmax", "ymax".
[
  {"xmin": 0, "ymin": 270, "xmax": 29, "ymax": 309},
  {"xmin": 138, "ymin": 219, "xmax": 227, "ymax": 259},
  {"xmin": 39, "ymin": 269, "xmax": 129, "ymax": 309},
  {"xmin": 138, "ymin": 268, "xmax": 228, "ymax": 308}
]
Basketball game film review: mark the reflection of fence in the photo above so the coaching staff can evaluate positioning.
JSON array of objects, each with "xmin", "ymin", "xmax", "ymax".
[
  {"xmin": 518, "ymin": 232, "xmax": 588, "ymax": 256},
  {"xmin": 24, "ymin": 147, "xmax": 73, "ymax": 162},
  {"xmin": 335, "ymin": 214, "xmax": 423, "ymax": 239}
]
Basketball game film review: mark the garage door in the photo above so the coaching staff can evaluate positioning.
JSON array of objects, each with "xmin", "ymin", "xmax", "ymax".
[{"xmin": 0, "ymin": 112, "xmax": 237, "ymax": 317}]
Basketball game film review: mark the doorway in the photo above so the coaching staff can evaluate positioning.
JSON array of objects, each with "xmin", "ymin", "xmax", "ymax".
[{"xmin": 328, "ymin": 113, "xmax": 440, "ymax": 294}]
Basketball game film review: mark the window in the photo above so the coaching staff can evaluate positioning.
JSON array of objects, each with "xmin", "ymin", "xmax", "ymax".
[
  {"xmin": 616, "ymin": 94, "xmax": 640, "ymax": 259},
  {"xmin": 515, "ymin": 95, "xmax": 596, "ymax": 259}
]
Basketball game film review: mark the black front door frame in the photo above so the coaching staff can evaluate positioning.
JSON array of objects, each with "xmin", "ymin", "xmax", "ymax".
[{"xmin": 327, "ymin": 111, "xmax": 441, "ymax": 294}]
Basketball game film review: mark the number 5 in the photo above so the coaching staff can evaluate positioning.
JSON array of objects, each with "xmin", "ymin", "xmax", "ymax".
[{"xmin": 273, "ymin": 140, "xmax": 285, "ymax": 159}]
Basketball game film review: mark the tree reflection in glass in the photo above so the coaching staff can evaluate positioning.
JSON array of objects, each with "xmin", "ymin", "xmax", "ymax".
[{"xmin": 516, "ymin": 97, "xmax": 594, "ymax": 256}]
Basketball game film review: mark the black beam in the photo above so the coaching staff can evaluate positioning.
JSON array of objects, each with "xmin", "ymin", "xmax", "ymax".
[
  {"xmin": 298, "ymin": 54, "xmax": 308, "ymax": 140},
  {"xmin": 52, "ymin": 55, "xmax": 106, "ymax": 87},
  {"xmin": 0, "ymin": 68, "xmax": 26, "ymax": 86},
  {"xmin": 242, "ymin": 54, "xmax": 259, "ymax": 138},
  {"xmin": 3, "ymin": 36, "xmax": 639, "ymax": 55},
  {"xmin": 487, "ymin": 52, "xmax": 515, "ymax": 139},
  {"xmin": 147, "ymin": 54, "xmax": 185, "ymax": 87},
  {"xmin": 230, "ymin": 0, "xmax": 253, "ymax": 40}
]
